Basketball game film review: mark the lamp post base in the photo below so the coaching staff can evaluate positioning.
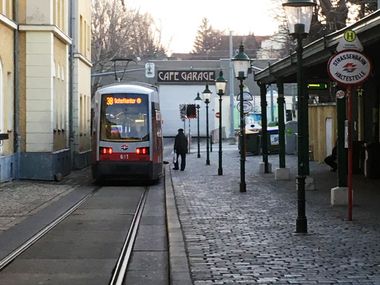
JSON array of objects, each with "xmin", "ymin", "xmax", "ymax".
[
  {"xmin": 240, "ymin": 182, "xmax": 246, "ymax": 192},
  {"xmin": 296, "ymin": 217, "xmax": 308, "ymax": 233},
  {"xmin": 218, "ymin": 168, "xmax": 223, "ymax": 175},
  {"xmin": 296, "ymin": 175, "xmax": 307, "ymax": 233}
]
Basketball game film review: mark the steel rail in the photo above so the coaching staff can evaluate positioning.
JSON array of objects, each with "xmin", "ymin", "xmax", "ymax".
[
  {"xmin": 0, "ymin": 190, "xmax": 95, "ymax": 270},
  {"xmin": 109, "ymin": 187, "xmax": 148, "ymax": 285}
]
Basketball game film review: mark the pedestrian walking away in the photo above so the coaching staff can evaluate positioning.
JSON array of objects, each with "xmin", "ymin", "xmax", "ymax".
[
  {"xmin": 324, "ymin": 143, "xmax": 337, "ymax": 172},
  {"xmin": 173, "ymin": 128, "xmax": 188, "ymax": 171}
]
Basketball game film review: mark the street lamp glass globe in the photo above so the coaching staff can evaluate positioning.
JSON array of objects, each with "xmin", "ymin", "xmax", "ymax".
[
  {"xmin": 232, "ymin": 43, "xmax": 251, "ymax": 79},
  {"xmin": 215, "ymin": 71, "xmax": 227, "ymax": 95},
  {"xmin": 202, "ymin": 84, "xmax": 212, "ymax": 103},
  {"xmin": 282, "ymin": 0, "xmax": 316, "ymax": 35}
]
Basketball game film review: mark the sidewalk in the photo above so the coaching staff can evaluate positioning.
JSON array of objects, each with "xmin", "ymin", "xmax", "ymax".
[
  {"xmin": 0, "ymin": 167, "xmax": 93, "ymax": 233},
  {"xmin": 169, "ymin": 142, "xmax": 380, "ymax": 284}
]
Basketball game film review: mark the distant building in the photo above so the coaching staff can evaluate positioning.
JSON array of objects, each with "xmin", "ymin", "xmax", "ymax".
[{"xmin": 0, "ymin": 0, "xmax": 92, "ymax": 182}]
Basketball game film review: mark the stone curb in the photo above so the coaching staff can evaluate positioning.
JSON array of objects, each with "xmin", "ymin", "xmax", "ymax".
[{"xmin": 165, "ymin": 165, "xmax": 193, "ymax": 285}]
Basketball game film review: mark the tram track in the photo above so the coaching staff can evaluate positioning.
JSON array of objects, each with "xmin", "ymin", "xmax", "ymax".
[
  {"xmin": 0, "ymin": 187, "xmax": 96, "ymax": 271},
  {"xmin": 109, "ymin": 186, "xmax": 148, "ymax": 285},
  {"xmin": 0, "ymin": 185, "xmax": 153, "ymax": 284}
]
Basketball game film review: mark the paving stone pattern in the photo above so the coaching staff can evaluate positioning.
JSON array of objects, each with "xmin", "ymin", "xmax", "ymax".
[
  {"xmin": 170, "ymin": 145, "xmax": 380, "ymax": 284},
  {"xmin": 0, "ymin": 167, "xmax": 92, "ymax": 232}
]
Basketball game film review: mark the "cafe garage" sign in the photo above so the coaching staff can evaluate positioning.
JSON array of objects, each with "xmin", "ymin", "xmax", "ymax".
[
  {"xmin": 157, "ymin": 70, "xmax": 215, "ymax": 83},
  {"xmin": 327, "ymin": 50, "xmax": 371, "ymax": 86}
]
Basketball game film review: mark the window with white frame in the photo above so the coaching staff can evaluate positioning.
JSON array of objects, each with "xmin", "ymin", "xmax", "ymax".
[
  {"xmin": 0, "ymin": 0, "xmax": 13, "ymax": 18},
  {"xmin": 53, "ymin": 0, "xmax": 65, "ymax": 30}
]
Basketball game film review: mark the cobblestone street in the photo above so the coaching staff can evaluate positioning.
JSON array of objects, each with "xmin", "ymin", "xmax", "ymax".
[{"xmin": 170, "ymin": 143, "xmax": 380, "ymax": 284}]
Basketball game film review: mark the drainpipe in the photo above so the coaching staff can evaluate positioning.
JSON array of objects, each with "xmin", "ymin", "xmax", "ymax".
[
  {"xmin": 68, "ymin": 0, "xmax": 75, "ymax": 169},
  {"xmin": 13, "ymin": 0, "xmax": 20, "ymax": 179},
  {"xmin": 229, "ymin": 31, "xmax": 235, "ymax": 140}
]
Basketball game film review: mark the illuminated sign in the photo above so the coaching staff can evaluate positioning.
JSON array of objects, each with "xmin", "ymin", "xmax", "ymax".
[
  {"xmin": 157, "ymin": 70, "xmax": 215, "ymax": 83},
  {"xmin": 106, "ymin": 96, "xmax": 143, "ymax": 105},
  {"xmin": 307, "ymin": 83, "xmax": 328, "ymax": 90}
]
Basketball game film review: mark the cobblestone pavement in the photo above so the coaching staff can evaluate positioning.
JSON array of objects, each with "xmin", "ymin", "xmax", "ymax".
[{"xmin": 170, "ymin": 142, "xmax": 380, "ymax": 284}]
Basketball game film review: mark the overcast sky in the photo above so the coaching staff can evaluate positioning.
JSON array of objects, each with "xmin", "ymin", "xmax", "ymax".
[{"xmin": 125, "ymin": 0, "xmax": 281, "ymax": 53}]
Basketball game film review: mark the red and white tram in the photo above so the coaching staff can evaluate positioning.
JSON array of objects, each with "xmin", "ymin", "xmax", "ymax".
[{"xmin": 91, "ymin": 83, "xmax": 163, "ymax": 183}]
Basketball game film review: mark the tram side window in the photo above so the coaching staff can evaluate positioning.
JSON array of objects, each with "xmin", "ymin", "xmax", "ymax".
[{"xmin": 100, "ymin": 94, "xmax": 149, "ymax": 142}]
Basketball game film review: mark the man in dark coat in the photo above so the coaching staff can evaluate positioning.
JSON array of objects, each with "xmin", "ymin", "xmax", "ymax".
[
  {"xmin": 324, "ymin": 144, "xmax": 337, "ymax": 172},
  {"xmin": 173, "ymin": 128, "xmax": 188, "ymax": 171}
]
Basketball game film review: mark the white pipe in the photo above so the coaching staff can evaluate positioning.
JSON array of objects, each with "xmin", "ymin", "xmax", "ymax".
[{"xmin": 229, "ymin": 31, "xmax": 235, "ymax": 139}]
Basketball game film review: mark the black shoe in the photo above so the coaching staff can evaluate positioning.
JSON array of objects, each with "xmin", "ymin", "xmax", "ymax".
[
  {"xmin": 173, "ymin": 168, "xmax": 179, "ymax": 170},
  {"xmin": 180, "ymin": 169, "xmax": 185, "ymax": 171}
]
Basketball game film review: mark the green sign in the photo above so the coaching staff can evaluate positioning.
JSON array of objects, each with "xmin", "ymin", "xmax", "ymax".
[{"xmin": 307, "ymin": 83, "xmax": 328, "ymax": 90}]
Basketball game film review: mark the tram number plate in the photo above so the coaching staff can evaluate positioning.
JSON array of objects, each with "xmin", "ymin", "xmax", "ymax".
[{"xmin": 120, "ymin": 154, "xmax": 128, "ymax": 160}]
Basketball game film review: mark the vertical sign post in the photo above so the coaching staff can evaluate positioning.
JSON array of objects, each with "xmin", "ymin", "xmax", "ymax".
[{"xmin": 327, "ymin": 30, "xmax": 371, "ymax": 221}]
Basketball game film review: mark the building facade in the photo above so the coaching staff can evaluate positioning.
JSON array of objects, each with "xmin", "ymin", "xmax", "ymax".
[
  {"xmin": 0, "ymin": 0, "xmax": 16, "ymax": 182},
  {"xmin": 0, "ymin": 0, "xmax": 92, "ymax": 182}
]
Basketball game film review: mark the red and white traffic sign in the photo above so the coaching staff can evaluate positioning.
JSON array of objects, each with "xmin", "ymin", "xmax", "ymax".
[
  {"xmin": 327, "ymin": 50, "xmax": 371, "ymax": 86},
  {"xmin": 215, "ymin": 112, "xmax": 220, "ymax": 118}
]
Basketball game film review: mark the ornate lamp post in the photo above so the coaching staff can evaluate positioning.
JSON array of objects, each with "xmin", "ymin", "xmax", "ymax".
[
  {"xmin": 194, "ymin": 92, "xmax": 202, "ymax": 158},
  {"xmin": 283, "ymin": 0, "xmax": 317, "ymax": 233},
  {"xmin": 232, "ymin": 43, "xmax": 251, "ymax": 193},
  {"xmin": 215, "ymin": 71, "xmax": 227, "ymax": 175},
  {"xmin": 202, "ymin": 84, "xmax": 212, "ymax": 165}
]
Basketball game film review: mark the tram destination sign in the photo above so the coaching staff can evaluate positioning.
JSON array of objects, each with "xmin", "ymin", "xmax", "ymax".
[
  {"xmin": 327, "ymin": 50, "xmax": 371, "ymax": 86},
  {"xmin": 157, "ymin": 70, "xmax": 215, "ymax": 83}
]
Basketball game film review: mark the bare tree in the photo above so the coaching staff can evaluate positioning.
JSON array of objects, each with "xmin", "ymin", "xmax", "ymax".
[
  {"xmin": 91, "ymin": 0, "xmax": 167, "ymax": 93},
  {"xmin": 265, "ymin": 0, "xmax": 377, "ymax": 59}
]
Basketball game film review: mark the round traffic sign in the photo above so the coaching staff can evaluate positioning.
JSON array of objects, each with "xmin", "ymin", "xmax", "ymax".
[
  {"xmin": 215, "ymin": 112, "xmax": 220, "ymax": 118},
  {"xmin": 327, "ymin": 50, "xmax": 371, "ymax": 86},
  {"xmin": 336, "ymin": 90, "xmax": 345, "ymax": 99},
  {"xmin": 344, "ymin": 30, "xmax": 356, "ymax": 42},
  {"xmin": 236, "ymin": 101, "xmax": 253, "ymax": 114}
]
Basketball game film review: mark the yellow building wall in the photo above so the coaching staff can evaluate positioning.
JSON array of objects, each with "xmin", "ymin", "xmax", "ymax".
[
  {"xmin": 24, "ymin": 32, "xmax": 54, "ymax": 152},
  {"xmin": 77, "ymin": 61, "xmax": 91, "ymax": 152},
  {"xmin": 309, "ymin": 104, "xmax": 337, "ymax": 162},
  {"xmin": 75, "ymin": 0, "xmax": 92, "ymax": 154},
  {"xmin": 18, "ymin": 31, "xmax": 26, "ymax": 152},
  {"xmin": 0, "ymin": 22, "xmax": 15, "ymax": 155},
  {"xmin": 53, "ymin": 36, "xmax": 68, "ymax": 151},
  {"xmin": 78, "ymin": 0, "xmax": 91, "ymax": 61}
]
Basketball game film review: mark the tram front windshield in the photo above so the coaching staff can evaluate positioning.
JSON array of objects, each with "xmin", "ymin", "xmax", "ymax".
[{"xmin": 100, "ymin": 93, "xmax": 149, "ymax": 142}]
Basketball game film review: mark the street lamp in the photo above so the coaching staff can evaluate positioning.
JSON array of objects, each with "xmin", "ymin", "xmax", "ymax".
[
  {"xmin": 283, "ymin": 0, "xmax": 317, "ymax": 234},
  {"xmin": 202, "ymin": 84, "xmax": 212, "ymax": 165},
  {"xmin": 232, "ymin": 43, "xmax": 251, "ymax": 193},
  {"xmin": 194, "ymin": 92, "xmax": 202, "ymax": 158},
  {"xmin": 215, "ymin": 70, "xmax": 227, "ymax": 176}
]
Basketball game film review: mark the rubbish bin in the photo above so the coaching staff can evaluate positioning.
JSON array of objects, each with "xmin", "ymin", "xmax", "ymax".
[
  {"xmin": 246, "ymin": 131, "xmax": 260, "ymax": 155},
  {"xmin": 364, "ymin": 142, "xmax": 380, "ymax": 178},
  {"xmin": 285, "ymin": 121, "xmax": 297, "ymax": 154},
  {"xmin": 267, "ymin": 128, "xmax": 280, "ymax": 154}
]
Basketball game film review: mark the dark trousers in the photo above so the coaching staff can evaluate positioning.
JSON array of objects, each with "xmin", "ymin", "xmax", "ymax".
[
  {"xmin": 174, "ymin": 153, "xmax": 186, "ymax": 170},
  {"xmin": 324, "ymin": 155, "xmax": 337, "ymax": 171}
]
